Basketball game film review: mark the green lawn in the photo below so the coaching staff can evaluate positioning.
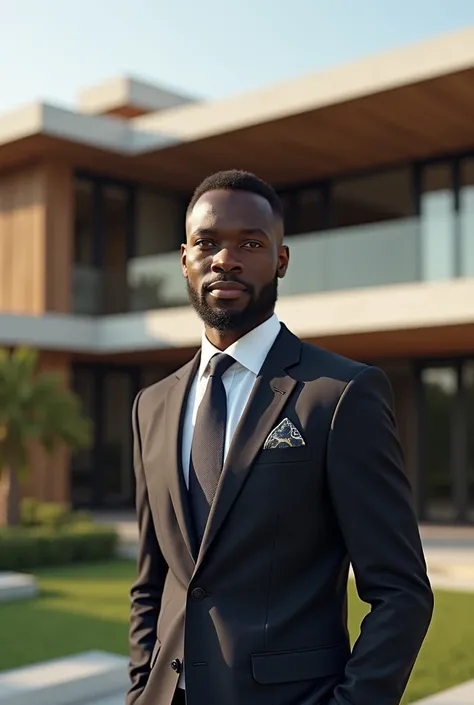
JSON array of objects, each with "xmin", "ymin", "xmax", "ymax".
[{"xmin": 0, "ymin": 560, "xmax": 473, "ymax": 703}]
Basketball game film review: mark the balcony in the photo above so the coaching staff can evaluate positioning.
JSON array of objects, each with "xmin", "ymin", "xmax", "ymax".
[
  {"xmin": 73, "ymin": 251, "xmax": 187, "ymax": 315},
  {"xmin": 73, "ymin": 215, "xmax": 472, "ymax": 316},
  {"xmin": 280, "ymin": 217, "xmax": 420, "ymax": 296}
]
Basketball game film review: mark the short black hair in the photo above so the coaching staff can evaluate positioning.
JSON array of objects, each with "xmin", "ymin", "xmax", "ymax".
[{"xmin": 186, "ymin": 169, "xmax": 283, "ymax": 219}]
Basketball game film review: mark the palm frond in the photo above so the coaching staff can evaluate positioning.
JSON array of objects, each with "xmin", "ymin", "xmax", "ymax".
[{"xmin": 0, "ymin": 347, "xmax": 92, "ymax": 474}]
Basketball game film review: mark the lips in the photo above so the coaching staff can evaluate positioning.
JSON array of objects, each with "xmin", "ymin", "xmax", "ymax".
[{"xmin": 206, "ymin": 281, "xmax": 247, "ymax": 300}]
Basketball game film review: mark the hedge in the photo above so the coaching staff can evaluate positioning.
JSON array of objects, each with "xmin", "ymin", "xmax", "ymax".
[
  {"xmin": 0, "ymin": 522, "xmax": 118, "ymax": 571},
  {"xmin": 20, "ymin": 498, "xmax": 92, "ymax": 529}
]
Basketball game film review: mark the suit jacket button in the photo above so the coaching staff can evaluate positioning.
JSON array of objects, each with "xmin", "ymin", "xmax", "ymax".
[
  {"xmin": 170, "ymin": 658, "xmax": 181, "ymax": 673},
  {"xmin": 191, "ymin": 587, "xmax": 205, "ymax": 601}
]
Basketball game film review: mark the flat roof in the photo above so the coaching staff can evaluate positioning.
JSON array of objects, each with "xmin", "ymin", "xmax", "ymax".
[
  {"xmin": 132, "ymin": 25, "xmax": 474, "ymax": 144},
  {"xmin": 77, "ymin": 75, "xmax": 197, "ymax": 117},
  {"xmin": 1, "ymin": 26, "xmax": 474, "ymax": 188}
]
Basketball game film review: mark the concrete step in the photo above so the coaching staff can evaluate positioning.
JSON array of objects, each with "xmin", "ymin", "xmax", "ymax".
[
  {"xmin": 415, "ymin": 679, "xmax": 474, "ymax": 705},
  {"xmin": 83, "ymin": 695, "xmax": 124, "ymax": 705},
  {"xmin": 0, "ymin": 573, "xmax": 37, "ymax": 603},
  {"xmin": 0, "ymin": 651, "xmax": 129, "ymax": 705}
]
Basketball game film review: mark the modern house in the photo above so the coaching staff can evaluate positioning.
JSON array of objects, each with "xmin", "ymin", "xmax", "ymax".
[{"xmin": 1, "ymin": 27, "xmax": 474, "ymax": 523}]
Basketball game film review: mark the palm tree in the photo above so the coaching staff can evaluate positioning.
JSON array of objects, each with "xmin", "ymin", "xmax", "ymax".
[{"xmin": 0, "ymin": 347, "xmax": 92, "ymax": 526}]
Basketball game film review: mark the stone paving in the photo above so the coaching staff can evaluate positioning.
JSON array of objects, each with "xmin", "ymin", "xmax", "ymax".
[
  {"xmin": 84, "ymin": 697, "xmax": 123, "ymax": 705},
  {"xmin": 415, "ymin": 679, "xmax": 474, "ymax": 705},
  {"xmin": 419, "ymin": 525, "xmax": 474, "ymax": 592},
  {"xmin": 0, "ymin": 572, "xmax": 37, "ymax": 603},
  {"xmin": 0, "ymin": 651, "xmax": 128, "ymax": 705}
]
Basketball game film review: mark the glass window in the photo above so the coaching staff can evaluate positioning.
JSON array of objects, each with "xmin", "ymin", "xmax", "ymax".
[
  {"xmin": 420, "ymin": 366, "xmax": 457, "ymax": 523},
  {"xmin": 71, "ymin": 366, "xmax": 138, "ymax": 509},
  {"xmin": 463, "ymin": 362, "xmax": 474, "ymax": 523},
  {"xmin": 420, "ymin": 163, "xmax": 456, "ymax": 281},
  {"xmin": 102, "ymin": 372, "xmax": 134, "ymax": 507},
  {"xmin": 73, "ymin": 177, "xmax": 189, "ymax": 315},
  {"xmin": 128, "ymin": 189, "xmax": 186, "ymax": 311},
  {"xmin": 73, "ymin": 179, "xmax": 132, "ymax": 315},
  {"xmin": 135, "ymin": 189, "xmax": 184, "ymax": 256},
  {"xmin": 73, "ymin": 179, "xmax": 100, "ymax": 315},
  {"xmin": 295, "ymin": 187, "xmax": 325, "ymax": 233},
  {"xmin": 279, "ymin": 186, "xmax": 326, "ymax": 237},
  {"xmin": 278, "ymin": 192, "xmax": 298, "ymax": 236},
  {"xmin": 384, "ymin": 363, "xmax": 418, "ymax": 486},
  {"xmin": 141, "ymin": 365, "xmax": 167, "ymax": 388},
  {"xmin": 459, "ymin": 159, "xmax": 474, "ymax": 277},
  {"xmin": 103, "ymin": 185, "xmax": 130, "ymax": 314},
  {"xmin": 331, "ymin": 168, "xmax": 414, "ymax": 229},
  {"xmin": 74, "ymin": 179, "xmax": 94, "ymax": 266}
]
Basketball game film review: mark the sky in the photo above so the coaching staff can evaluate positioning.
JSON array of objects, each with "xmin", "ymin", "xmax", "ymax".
[{"xmin": 1, "ymin": 0, "xmax": 474, "ymax": 113}]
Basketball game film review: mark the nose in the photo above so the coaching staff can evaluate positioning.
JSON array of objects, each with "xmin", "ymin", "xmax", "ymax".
[{"xmin": 211, "ymin": 247, "xmax": 243, "ymax": 274}]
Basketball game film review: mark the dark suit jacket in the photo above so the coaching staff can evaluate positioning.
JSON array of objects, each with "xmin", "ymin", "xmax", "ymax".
[{"xmin": 127, "ymin": 324, "xmax": 433, "ymax": 705}]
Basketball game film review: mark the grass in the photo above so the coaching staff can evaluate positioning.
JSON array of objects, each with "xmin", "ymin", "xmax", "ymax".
[
  {"xmin": 349, "ymin": 585, "xmax": 474, "ymax": 703},
  {"xmin": 0, "ymin": 560, "xmax": 473, "ymax": 703},
  {"xmin": 0, "ymin": 561, "xmax": 132, "ymax": 670}
]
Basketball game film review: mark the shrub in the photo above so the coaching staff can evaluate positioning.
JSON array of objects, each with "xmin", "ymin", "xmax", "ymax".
[
  {"xmin": 0, "ymin": 523, "xmax": 118, "ymax": 571},
  {"xmin": 20, "ymin": 498, "xmax": 92, "ymax": 528}
]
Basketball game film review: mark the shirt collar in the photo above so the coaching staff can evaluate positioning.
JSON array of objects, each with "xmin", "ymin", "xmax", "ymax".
[{"xmin": 199, "ymin": 314, "xmax": 281, "ymax": 379}]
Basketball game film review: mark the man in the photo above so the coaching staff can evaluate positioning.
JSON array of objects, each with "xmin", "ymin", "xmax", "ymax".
[{"xmin": 128, "ymin": 170, "xmax": 433, "ymax": 705}]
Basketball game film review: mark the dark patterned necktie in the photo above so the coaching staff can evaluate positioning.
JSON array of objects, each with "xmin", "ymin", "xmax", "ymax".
[{"xmin": 189, "ymin": 353, "xmax": 234, "ymax": 544}]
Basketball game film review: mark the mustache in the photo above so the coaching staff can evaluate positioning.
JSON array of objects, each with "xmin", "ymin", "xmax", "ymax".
[{"xmin": 202, "ymin": 275, "xmax": 251, "ymax": 291}]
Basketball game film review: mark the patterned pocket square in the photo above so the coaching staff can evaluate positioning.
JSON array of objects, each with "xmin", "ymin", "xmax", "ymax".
[{"xmin": 263, "ymin": 418, "xmax": 306, "ymax": 449}]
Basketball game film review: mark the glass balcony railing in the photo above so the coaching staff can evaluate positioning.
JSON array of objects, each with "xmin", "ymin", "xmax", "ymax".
[
  {"xmin": 73, "ymin": 215, "xmax": 463, "ymax": 315},
  {"xmin": 127, "ymin": 251, "xmax": 188, "ymax": 311},
  {"xmin": 73, "ymin": 266, "xmax": 103, "ymax": 315},
  {"xmin": 72, "ymin": 253, "xmax": 187, "ymax": 316},
  {"xmin": 279, "ymin": 217, "xmax": 420, "ymax": 297}
]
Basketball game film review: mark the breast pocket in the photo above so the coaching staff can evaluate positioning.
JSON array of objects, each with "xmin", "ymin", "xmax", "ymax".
[{"xmin": 256, "ymin": 444, "xmax": 312, "ymax": 465}]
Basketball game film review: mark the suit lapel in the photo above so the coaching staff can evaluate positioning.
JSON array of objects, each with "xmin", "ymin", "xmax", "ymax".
[
  {"xmin": 197, "ymin": 325, "xmax": 301, "ymax": 566},
  {"xmin": 165, "ymin": 351, "xmax": 200, "ymax": 562}
]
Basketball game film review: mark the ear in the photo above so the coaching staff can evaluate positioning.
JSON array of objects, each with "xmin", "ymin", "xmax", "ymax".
[
  {"xmin": 181, "ymin": 243, "xmax": 188, "ymax": 278},
  {"xmin": 277, "ymin": 245, "xmax": 289, "ymax": 279}
]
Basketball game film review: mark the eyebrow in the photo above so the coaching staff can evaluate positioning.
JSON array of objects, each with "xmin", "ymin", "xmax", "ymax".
[{"xmin": 191, "ymin": 227, "xmax": 270, "ymax": 239}]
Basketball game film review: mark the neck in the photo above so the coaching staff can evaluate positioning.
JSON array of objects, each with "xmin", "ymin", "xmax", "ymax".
[{"xmin": 204, "ymin": 312, "xmax": 274, "ymax": 350}]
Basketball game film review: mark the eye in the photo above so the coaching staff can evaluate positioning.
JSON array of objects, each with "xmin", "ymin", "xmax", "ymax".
[
  {"xmin": 242, "ymin": 241, "xmax": 263, "ymax": 249},
  {"xmin": 195, "ymin": 239, "xmax": 215, "ymax": 248}
]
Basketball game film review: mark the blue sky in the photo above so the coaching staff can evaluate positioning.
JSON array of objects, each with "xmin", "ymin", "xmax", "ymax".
[{"xmin": 1, "ymin": 0, "xmax": 474, "ymax": 112}]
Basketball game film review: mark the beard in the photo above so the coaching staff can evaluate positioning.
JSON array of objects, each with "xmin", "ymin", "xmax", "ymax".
[{"xmin": 187, "ymin": 274, "xmax": 278, "ymax": 334}]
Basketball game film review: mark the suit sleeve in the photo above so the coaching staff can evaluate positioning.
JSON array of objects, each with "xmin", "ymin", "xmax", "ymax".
[
  {"xmin": 127, "ymin": 391, "xmax": 169, "ymax": 705},
  {"xmin": 325, "ymin": 366, "xmax": 434, "ymax": 705}
]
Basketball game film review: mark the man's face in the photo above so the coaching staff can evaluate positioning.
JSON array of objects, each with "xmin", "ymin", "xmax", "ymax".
[{"xmin": 182, "ymin": 189, "xmax": 289, "ymax": 334}]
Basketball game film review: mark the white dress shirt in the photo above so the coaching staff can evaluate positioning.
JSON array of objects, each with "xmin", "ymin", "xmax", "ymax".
[{"xmin": 177, "ymin": 313, "xmax": 281, "ymax": 689}]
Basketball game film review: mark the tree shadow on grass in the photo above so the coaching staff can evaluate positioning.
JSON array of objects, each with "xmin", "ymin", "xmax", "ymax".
[{"xmin": 35, "ymin": 589, "xmax": 63, "ymax": 599}]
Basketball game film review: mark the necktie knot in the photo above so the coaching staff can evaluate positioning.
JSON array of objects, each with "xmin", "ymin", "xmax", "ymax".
[{"xmin": 208, "ymin": 353, "xmax": 234, "ymax": 379}]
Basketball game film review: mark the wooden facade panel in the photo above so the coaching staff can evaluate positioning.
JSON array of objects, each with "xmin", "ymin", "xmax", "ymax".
[
  {"xmin": 0, "ymin": 165, "xmax": 46, "ymax": 313},
  {"xmin": 0, "ymin": 161, "xmax": 73, "ymax": 315}
]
